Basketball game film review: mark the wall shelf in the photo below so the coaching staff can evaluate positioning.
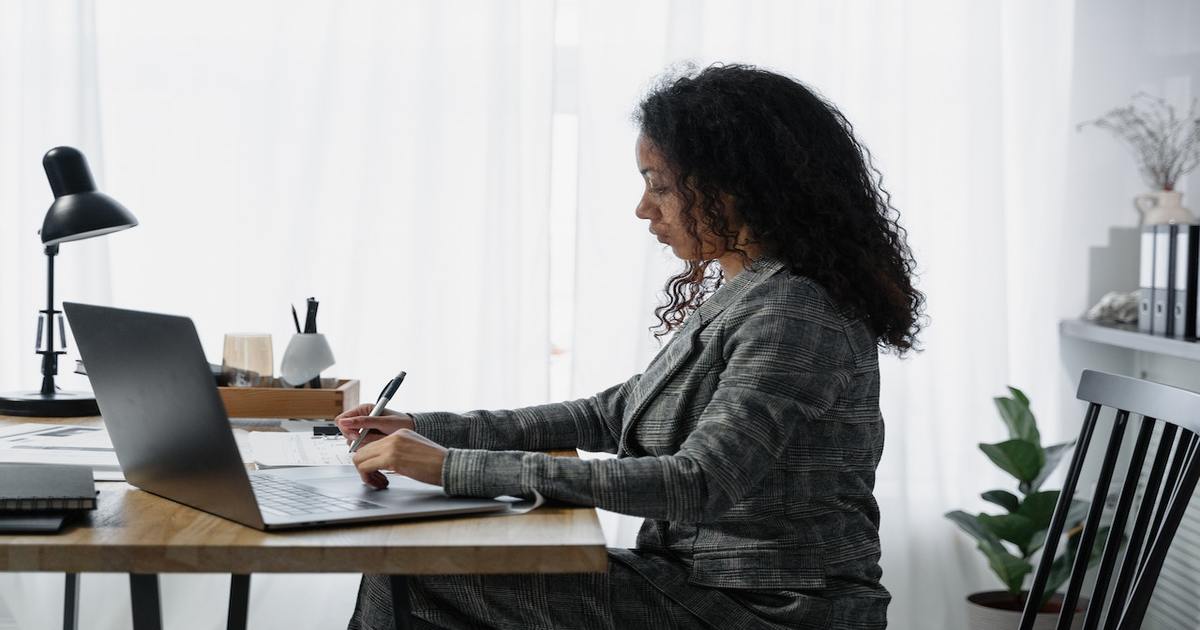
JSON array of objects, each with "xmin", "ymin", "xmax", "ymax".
[{"xmin": 1058, "ymin": 319, "xmax": 1200, "ymax": 362}]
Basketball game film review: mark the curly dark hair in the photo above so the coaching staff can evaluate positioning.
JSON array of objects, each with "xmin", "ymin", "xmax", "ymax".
[{"xmin": 634, "ymin": 63, "xmax": 924, "ymax": 354}]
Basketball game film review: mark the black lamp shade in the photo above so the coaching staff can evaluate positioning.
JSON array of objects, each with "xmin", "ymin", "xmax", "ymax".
[{"xmin": 39, "ymin": 146, "xmax": 138, "ymax": 246}]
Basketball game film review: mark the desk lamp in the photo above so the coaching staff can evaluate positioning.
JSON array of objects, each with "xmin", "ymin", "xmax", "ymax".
[{"xmin": 0, "ymin": 147, "xmax": 138, "ymax": 416}]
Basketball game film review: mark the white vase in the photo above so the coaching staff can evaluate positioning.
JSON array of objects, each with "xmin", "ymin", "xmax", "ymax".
[
  {"xmin": 966, "ymin": 592, "xmax": 1085, "ymax": 630},
  {"xmin": 1135, "ymin": 190, "xmax": 1195, "ymax": 225}
]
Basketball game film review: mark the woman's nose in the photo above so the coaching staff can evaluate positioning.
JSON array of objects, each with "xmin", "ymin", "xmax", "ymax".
[{"xmin": 635, "ymin": 197, "xmax": 655, "ymax": 221}]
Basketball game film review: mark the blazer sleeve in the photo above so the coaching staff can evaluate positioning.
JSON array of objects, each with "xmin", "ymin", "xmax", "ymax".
[
  {"xmin": 439, "ymin": 279, "xmax": 858, "ymax": 523},
  {"xmin": 409, "ymin": 374, "xmax": 639, "ymax": 453}
]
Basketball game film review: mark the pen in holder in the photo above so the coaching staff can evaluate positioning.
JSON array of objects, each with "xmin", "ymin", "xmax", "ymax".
[{"xmin": 279, "ymin": 333, "xmax": 335, "ymax": 388}]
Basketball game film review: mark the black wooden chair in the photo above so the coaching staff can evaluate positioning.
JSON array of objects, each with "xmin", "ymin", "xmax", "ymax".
[{"xmin": 1019, "ymin": 369, "xmax": 1200, "ymax": 630}]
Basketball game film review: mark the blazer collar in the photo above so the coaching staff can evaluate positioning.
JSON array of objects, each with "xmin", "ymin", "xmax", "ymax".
[
  {"xmin": 619, "ymin": 256, "xmax": 788, "ymax": 451},
  {"xmin": 688, "ymin": 255, "xmax": 787, "ymax": 331}
]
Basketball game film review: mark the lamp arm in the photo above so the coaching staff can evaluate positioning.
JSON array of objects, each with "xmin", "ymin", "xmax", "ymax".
[{"xmin": 39, "ymin": 244, "xmax": 60, "ymax": 395}]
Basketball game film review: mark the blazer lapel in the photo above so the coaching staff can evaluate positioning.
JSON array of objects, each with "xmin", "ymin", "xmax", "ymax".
[{"xmin": 620, "ymin": 257, "xmax": 787, "ymax": 452}]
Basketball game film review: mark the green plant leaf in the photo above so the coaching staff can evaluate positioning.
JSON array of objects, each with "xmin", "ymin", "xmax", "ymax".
[
  {"xmin": 978, "ymin": 542, "xmax": 1033, "ymax": 595},
  {"xmin": 1017, "ymin": 491, "xmax": 1060, "ymax": 554},
  {"xmin": 979, "ymin": 513, "xmax": 1036, "ymax": 555},
  {"xmin": 982, "ymin": 490, "xmax": 1021, "ymax": 513},
  {"xmin": 995, "ymin": 394, "xmax": 1040, "ymax": 445},
  {"xmin": 1029, "ymin": 441, "xmax": 1075, "ymax": 493},
  {"xmin": 945, "ymin": 510, "xmax": 1004, "ymax": 552},
  {"xmin": 1041, "ymin": 525, "xmax": 1115, "ymax": 608},
  {"xmin": 1018, "ymin": 491, "xmax": 1060, "ymax": 528},
  {"xmin": 980, "ymin": 440, "xmax": 1045, "ymax": 486},
  {"xmin": 1008, "ymin": 386, "xmax": 1031, "ymax": 408},
  {"xmin": 1029, "ymin": 529, "xmax": 1048, "ymax": 554},
  {"xmin": 1027, "ymin": 499, "xmax": 1090, "ymax": 559},
  {"xmin": 1043, "ymin": 552, "xmax": 1073, "ymax": 606}
]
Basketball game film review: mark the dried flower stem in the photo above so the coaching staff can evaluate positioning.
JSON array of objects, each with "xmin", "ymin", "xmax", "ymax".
[{"xmin": 1078, "ymin": 92, "xmax": 1200, "ymax": 190}]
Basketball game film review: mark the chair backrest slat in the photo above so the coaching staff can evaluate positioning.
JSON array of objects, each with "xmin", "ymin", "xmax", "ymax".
[
  {"xmin": 1080, "ymin": 415, "xmax": 1157, "ymax": 630},
  {"xmin": 1118, "ymin": 433, "xmax": 1200, "ymax": 629},
  {"xmin": 1099, "ymin": 422, "xmax": 1177, "ymax": 630},
  {"xmin": 1018, "ymin": 371, "xmax": 1200, "ymax": 630},
  {"xmin": 1018, "ymin": 402, "xmax": 1102, "ymax": 630},
  {"xmin": 1140, "ymin": 431, "xmax": 1195, "ymax": 576},
  {"xmin": 1054, "ymin": 410, "xmax": 1130, "ymax": 630}
]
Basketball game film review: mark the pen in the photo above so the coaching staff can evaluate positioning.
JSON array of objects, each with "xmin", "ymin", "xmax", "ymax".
[
  {"xmin": 304, "ymin": 297, "xmax": 321, "ymax": 387},
  {"xmin": 349, "ymin": 371, "xmax": 406, "ymax": 453},
  {"xmin": 304, "ymin": 297, "xmax": 319, "ymax": 334},
  {"xmin": 291, "ymin": 305, "xmax": 302, "ymax": 334}
]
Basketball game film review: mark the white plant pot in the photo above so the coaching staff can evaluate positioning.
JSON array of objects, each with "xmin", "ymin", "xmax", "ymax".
[
  {"xmin": 1136, "ymin": 190, "xmax": 1195, "ymax": 225},
  {"xmin": 966, "ymin": 591, "xmax": 1086, "ymax": 630}
]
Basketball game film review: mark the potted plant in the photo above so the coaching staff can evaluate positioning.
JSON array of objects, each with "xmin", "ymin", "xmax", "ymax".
[
  {"xmin": 1078, "ymin": 92, "xmax": 1200, "ymax": 225},
  {"xmin": 946, "ymin": 387, "xmax": 1107, "ymax": 630}
]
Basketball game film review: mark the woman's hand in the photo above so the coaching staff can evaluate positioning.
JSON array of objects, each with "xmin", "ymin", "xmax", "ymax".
[
  {"xmin": 351, "ymin": 429, "xmax": 448, "ymax": 489},
  {"xmin": 334, "ymin": 404, "xmax": 414, "ymax": 447}
]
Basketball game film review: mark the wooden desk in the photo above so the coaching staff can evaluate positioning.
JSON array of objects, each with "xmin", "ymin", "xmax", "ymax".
[{"xmin": 0, "ymin": 416, "xmax": 607, "ymax": 630}]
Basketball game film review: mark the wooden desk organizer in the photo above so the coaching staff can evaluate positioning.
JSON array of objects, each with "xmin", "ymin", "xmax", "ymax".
[{"xmin": 218, "ymin": 378, "xmax": 359, "ymax": 419}]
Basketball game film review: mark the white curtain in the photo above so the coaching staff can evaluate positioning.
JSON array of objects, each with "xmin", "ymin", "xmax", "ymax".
[
  {"xmin": 569, "ymin": 1, "xmax": 1078, "ymax": 629},
  {"xmin": 0, "ymin": 1, "xmax": 115, "ymax": 627},
  {"xmin": 2, "ymin": 0, "xmax": 555, "ymax": 628}
]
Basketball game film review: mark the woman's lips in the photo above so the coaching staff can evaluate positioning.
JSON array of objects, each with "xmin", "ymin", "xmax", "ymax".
[{"xmin": 650, "ymin": 225, "xmax": 668, "ymax": 243}]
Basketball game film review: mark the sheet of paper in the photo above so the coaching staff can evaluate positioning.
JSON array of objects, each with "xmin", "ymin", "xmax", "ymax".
[
  {"xmin": 0, "ymin": 424, "xmax": 255, "ymax": 481},
  {"xmin": 247, "ymin": 432, "xmax": 354, "ymax": 467},
  {"xmin": 495, "ymin": 489, "xmax": 545, "ymax": 515},
  {"xmin": 0, "ymin": 424, "xmax": 121, "ymax": 478}
]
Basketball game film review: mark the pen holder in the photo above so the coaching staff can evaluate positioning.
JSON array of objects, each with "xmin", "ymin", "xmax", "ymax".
[{"xmin": 280, "ymin": 333, "xmax": 335, "ymax": 387}]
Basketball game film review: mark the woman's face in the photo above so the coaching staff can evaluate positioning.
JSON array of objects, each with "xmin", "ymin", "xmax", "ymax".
[{"xmin": 634, "ymin": 134, "xmax": 734, "ymax": 261}]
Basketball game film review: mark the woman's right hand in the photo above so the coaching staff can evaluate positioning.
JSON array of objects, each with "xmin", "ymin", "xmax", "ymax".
[{"xmin": 335, "ymin": 404, "xmax": 415, "ymax": 446}]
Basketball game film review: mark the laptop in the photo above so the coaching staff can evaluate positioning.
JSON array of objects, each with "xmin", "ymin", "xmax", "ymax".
[{"xmin": 63, "ymin": 302, "xmax": 508, "ymax": 530}]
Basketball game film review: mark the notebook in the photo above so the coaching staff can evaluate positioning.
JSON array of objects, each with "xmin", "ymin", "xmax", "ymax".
[{"xmin": 0, "ymin": 463, "xmax": 98, "ymax": 511}]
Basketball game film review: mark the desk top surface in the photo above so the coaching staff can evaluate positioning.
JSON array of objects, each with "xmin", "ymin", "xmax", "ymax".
[{"xmin": 0, "ymin": 415, "xmax": 607, "ymax": 575}]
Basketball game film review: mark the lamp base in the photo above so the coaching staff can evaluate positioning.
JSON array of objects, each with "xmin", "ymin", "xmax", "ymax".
[{"xmin": 0, "ymin": 390, "xmax": 100, "ymax": 417}]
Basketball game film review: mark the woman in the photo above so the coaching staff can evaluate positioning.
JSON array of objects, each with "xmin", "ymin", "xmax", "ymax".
[{"xmin": 341, "ymin": 63, "xmax": 923, "ymax": 629}]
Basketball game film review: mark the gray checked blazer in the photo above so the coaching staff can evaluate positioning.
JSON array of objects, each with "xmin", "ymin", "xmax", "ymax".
[{"xmin": 411, "ymin": 256, "xmax": 890, "ymax": 629}]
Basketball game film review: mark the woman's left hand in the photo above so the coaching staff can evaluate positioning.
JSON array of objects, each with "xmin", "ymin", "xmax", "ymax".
[{"xmin": 351, "ymin": 429, "xmax": 448, "ymax": 489}]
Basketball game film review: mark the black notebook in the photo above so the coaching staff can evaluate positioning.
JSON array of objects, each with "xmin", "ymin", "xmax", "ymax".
[{"xmin": 0, "ymin": 463, "xmax": 98, "ymax": 511}]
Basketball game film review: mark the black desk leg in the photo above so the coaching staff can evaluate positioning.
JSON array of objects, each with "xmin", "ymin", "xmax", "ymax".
[
  {"xmin": 63, "ymin": 573, "xmax": 79, "ymax": 630},
  {"xmin": 390, "ymin": 575, "xmax": 413, "ymax": 630},
  {"xmin": 227, "ymin": 574, "xmax": 250, "ymax": 630},
  {"xmin": 129, "ymin": 573, "xmax": 162, "ymax": 630}
]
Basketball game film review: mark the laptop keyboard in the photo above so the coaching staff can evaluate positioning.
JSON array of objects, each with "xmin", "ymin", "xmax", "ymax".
[{"xmin": 249, "ymin": 474, "xmax": 383, "ymax": 517}]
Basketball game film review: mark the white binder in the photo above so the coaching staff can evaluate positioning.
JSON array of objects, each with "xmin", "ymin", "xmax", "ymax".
[
  {"xmin": 1152, "ymin": 225, "xmax": 1172, "ymax": 336},
  {"xmin": 1177, "ymin": 225, "xmax": 1200, "ymax": 339},
  {"xmin": 1139, "ymin": 226, "xmax": 1156, "ymax": 334}
]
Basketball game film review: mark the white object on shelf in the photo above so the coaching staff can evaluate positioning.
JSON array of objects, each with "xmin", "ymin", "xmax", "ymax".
[{"xmin": 1136, "ymin": 190, "xmax": 1195, "ymax": 226}]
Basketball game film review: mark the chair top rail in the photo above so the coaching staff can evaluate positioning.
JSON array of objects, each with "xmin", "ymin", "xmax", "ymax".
[{"xmin": 1077, "ymin": 370, "xmax": 1200, "ymax": 434}]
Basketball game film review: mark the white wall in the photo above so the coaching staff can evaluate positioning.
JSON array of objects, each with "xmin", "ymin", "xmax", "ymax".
[{"xmin": 1061, "ymin": 1, "xmax": 1200, "ymax": 627}]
